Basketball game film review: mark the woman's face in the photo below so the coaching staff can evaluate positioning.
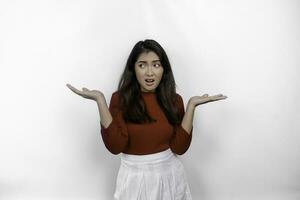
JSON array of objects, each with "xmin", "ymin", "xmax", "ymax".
[{"xmin": 134, "ymin": 51, "xmax": 164, "ymax": 93}]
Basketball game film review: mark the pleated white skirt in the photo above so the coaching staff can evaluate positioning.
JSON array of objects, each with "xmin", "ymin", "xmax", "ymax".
[{"xmin": 113, "ymin": 148, "xmax": 192, "ymax": 200}]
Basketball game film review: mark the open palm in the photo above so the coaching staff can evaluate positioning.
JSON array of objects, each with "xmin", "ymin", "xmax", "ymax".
[
  {"xmin": 189, "ymin": 93, "xmax": 227, "ymax": 107},
  {"xmin": 66, "ymin": 83, "xmax": 103, "ymax": 101}
]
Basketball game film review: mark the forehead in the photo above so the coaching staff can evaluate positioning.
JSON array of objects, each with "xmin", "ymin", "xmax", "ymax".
[{"xmin": 136, "ymin": 51, "xmax": 160, "ymax": 62}]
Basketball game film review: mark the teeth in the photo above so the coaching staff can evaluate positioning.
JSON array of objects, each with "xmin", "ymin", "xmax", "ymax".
[{"xmin": 145, "ymin": 79, "xmax": 154, "ymax": 82}]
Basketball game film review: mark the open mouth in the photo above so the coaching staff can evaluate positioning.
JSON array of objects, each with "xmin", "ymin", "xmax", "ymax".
[
  {"xmin": 145, "ymin": 78, "xmax": 155, "ymax": 86},
  {"xmin": 145, "ymin": 79, "xmax": 155, "ymax": 83}
]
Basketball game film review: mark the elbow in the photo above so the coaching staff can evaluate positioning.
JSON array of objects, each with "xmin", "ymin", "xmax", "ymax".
[
  {"xmin": 109, "ymin": 148, "xmax": 122, "ymax": 155},
  {"xmin": 170, "ymin": 146, "xmax": 189, "ymax": 155},
  {"xmin": 100, "ymin": 127, "xmax": 129, "ymax": 155},
  {"xmin": 169, "ymin": 138, "xmax": 192, "ymax": 155},
  {"xmin": 105, "ymin": 143, "xmax": 125, "ymax": 155}
]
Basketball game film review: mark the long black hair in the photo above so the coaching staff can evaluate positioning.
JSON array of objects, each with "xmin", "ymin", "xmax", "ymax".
[{"xmin": 117, "ymin": 39, "xmax": 182, "ymax": 125}]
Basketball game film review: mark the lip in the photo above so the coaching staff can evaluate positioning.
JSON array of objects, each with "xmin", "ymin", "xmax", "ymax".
[
  {"xmin": 145, "ymin": 78, "xmax": 155, "ymax": 81},
  {"xmin": 145, "ymin": 80, "xmax": 155, "ymax": 86}
]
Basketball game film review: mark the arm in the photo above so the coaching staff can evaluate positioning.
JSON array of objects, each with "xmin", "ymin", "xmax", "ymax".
[
  {"xmin": 170, "ymin": 92, "xmax": 228, "ymax": 155},
  {"xmin": 170, "ymin": 94, "xmax": 195, "ymax": 155},
  {"xmin": 65, "ymin": 84, "xmax": 128, "ymax": 154},
  {"xmin": 97, "ymin": 94, "xmax": 112, "ymax": 129},
  {"xmin": 97, "ymin": 92, "xmax": 129, "ymax": 155},
  {"xmin": 181, "ymin": 100, "xmax": 195, "ymax": 135}
]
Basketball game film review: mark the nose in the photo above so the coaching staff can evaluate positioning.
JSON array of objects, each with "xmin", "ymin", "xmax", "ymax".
[{"xmin": 146, "ymin": 66, "xmax": 154, "ymax": 76}]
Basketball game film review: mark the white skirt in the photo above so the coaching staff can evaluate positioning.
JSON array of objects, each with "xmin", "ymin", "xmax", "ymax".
[{"xmin": 113, "ymin": 148, "xmax": 192, "ymax": 200}]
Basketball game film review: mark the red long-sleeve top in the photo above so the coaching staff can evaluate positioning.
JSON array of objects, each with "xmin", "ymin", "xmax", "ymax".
[{"xmin": 100, "ymin": 91, "xmax": 193, "ymax": 155}]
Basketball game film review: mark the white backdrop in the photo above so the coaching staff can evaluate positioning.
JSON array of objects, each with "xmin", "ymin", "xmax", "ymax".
[{"xmin": 0, "ymin": 0, "xmax": 299, "ymax": 199}]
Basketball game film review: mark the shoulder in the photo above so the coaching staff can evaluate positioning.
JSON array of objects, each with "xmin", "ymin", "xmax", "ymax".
[
  {"xmin": 174, "ymin": 93, "xmax": 185, "ymax": 115},
  {"xmin": 109, "ymin": 91, "xmax": 121, "ymax": 105},
  {"xmin": 175, "ymin": 92, "xmax": 183, "ymax": 103},
  {"xmin": 174, "ymin": 93, "xmax": 184, "ymax": 109},
  {"xmin": 111, "ymin": 90, "xmax": 123, "ymax": 99},
  {"xmin": 175, "ymin": 92, "xmax": 182, "ymax": 98},
  {"xmin": 111, "ymin": 91, "xmax": 120, "ymax": 98}
]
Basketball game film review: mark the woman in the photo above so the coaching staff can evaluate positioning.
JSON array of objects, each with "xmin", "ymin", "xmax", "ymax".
[{"xmin": 66, "ymin": 39, "xmax": 227, "ymax": 199}]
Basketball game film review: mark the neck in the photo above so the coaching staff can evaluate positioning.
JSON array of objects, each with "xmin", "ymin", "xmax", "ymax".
[
  {"xmin": 141, "ymin": 90, "xmax": 155, "ymax": 93},
  {"xmin": 141, "ymin": 90, "xmax": 156, "ymax": 96}
]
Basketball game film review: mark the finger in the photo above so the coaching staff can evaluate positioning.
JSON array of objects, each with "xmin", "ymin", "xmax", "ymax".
[
  {"xmin": 66, "ymin": 84, "xmax": 78, "ymax": 91},
  {"xmin": 67, "ymin": 84, "xmax": 83, "ymax": 95},
  {"xmin": 202, "ymin": 94, "xmax": 209, "ymax": 97},
  {"xmin": 82, "ymin": 87, "xmax": 89, "ymax": 91},
  {"xmin": 66, "ymin": 83, "xmax": 73, "ymax": 89},
  {"xmin": 212, "ymin": 96, "xmax": 227, "ymax": 101},
  {"xmin": 211, "ymin": 94, "xmax": 224, "ymax": 98}
]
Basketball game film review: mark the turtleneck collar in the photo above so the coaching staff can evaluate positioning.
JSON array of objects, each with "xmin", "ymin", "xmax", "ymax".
[{"xmin": 141, "ymin": 90, "xmax": 157, "ymax": 96}]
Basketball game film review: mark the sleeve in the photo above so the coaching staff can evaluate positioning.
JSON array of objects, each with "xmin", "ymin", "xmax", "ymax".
[
  {"xmin": 169, "ymin": 94, "xmax": 193, "ymax": 155},
  {"xmin": 100, "ymin": 92, "xmax": 129, "ymax": 155}
]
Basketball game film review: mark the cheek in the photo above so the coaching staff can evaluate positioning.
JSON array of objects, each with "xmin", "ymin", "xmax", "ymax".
[
  {"xmin": 135, "ymin": 71, "xmax": 144, "ymax": 82},
  {"xmin": 157, "ymin": 69, "xmax": 164, "ymax": 79}
]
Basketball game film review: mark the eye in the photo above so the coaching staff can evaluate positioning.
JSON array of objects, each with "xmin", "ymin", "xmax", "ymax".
[
  {"xmin": 138, "ymin": 64, "xmax": 145, "ymax": 68},
  {"xmin": 153, "ymin": 63, "xmax": 161, "ymax": 67}
]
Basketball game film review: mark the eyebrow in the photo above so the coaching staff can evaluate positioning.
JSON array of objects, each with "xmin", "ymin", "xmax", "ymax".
[{"xmin": 136, "ymin": 60, "xmax": 161, "ymax": 63}]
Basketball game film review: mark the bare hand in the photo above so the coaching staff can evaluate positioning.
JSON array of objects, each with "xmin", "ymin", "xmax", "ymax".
[
  {"xmin": 188, "ymin": 93, "xmax": 227, "ymax": 108},
  {"xmin": 66, "ymin": 83, "xmax": 104, "ymax": 101}
]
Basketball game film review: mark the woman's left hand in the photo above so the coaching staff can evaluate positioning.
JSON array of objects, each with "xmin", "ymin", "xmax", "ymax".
[{"xmin": 188, "ymin": 93, "xmax": 227, "ymax": 108}]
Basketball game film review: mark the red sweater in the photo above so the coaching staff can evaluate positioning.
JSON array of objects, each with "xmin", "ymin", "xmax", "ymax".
[{"xmin": 100, "ymin": 91, "xmax": 193, "ymax": 155}]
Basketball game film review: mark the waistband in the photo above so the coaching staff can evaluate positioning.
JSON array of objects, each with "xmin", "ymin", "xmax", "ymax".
[{"xmin": 121, "ymin": 148, "xmax": 174, "ymax": 163}]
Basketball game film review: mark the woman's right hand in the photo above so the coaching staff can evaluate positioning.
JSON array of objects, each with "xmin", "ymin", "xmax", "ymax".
[{"xmin": 66, "ymin": 83, "xmax": 104, "ymax": 101}]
